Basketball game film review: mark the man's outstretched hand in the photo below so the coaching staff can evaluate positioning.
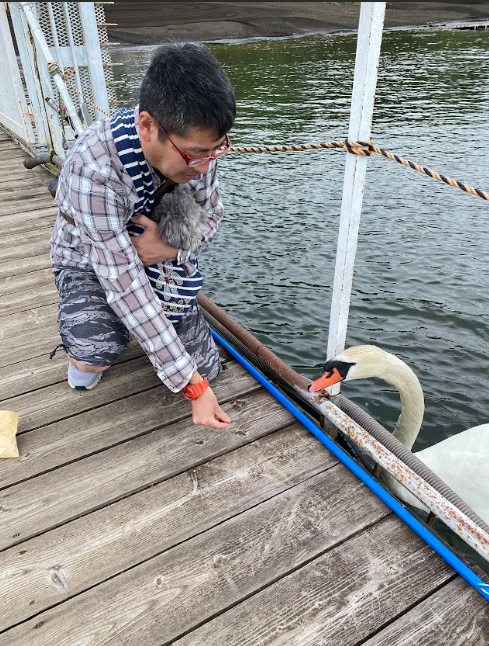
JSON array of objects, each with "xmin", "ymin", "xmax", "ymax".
[{"xmin": 191, "ymin": 386, "xmax": 231, "ymax": 430}]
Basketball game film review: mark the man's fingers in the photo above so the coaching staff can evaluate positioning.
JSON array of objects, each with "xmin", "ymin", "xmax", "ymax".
[
  {"xmin": 130, "ymin": 215, "xmax": 157, "ymax": 230},
  {"xmin": 215, "ymin": 407, "xmax": 231, "ymax": 424},
  {"xmin": 193, "ymin": 413, "xmax": 231, "ymax": 430},
  {"xmin": 192, "ymin": 391, "xmax": 231, "ymax": 430},
  {"xmin": 212, "ymin": 419, "xmax": 231, "ymax": 429}
]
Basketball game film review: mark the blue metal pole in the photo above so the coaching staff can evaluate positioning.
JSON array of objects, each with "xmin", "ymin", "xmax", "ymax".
[{"xmin": 211, "ymin": 328, "xmax": 489, "ymax": 602}]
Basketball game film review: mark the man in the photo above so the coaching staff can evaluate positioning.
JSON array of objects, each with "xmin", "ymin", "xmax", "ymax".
[{"xmin": 50, "ymin": 43, "xmax": 236, "ymax": 430}]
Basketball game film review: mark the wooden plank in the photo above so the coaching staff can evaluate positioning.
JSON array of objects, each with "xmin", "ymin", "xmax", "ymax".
[
  {"xmin": 0, "ymin": 423, "xmax": 336, "ymax": 629},
  {"xmin": 0, "ymin": 165, "xmax": 32, "ymax": 176},
  {"xmin": 0, "ymin": 151, "xmax": 31, "ymax": 159},
  {"xmin": 0, "ymin": 355, "xmax": 243, "ymax": 488},
  {"xmin": 0, "ymin": 302, "xmax": 56, "ymax": 338},
  {"xmin": 0, "ymin": 227, "xmax": 52, "ymax": 252},
  {"xmin": 0, "ymin": 237, "xmax": 50, "ymax": 264},
  {"xmin": 0, "ymin": 186, "xmax": 51, "ymax": 200},
  {"xmin": 0, "ymin": 338, "xmax": 144, "ymax": 400},
  {"xmin": 361, "ymin": 577, "xmax": 489, "ymax": 645},
  {"xmin": 0, "ymin": 151, "xmax": 36, "ymax": 160},
  {"xmin": 0, "ymin": 340, "xmax": 232, "ymax": 402},
  {"xmin": 0, "ymin": 330, "xmax": 64, "ymax": 367},
  {"xmin": 0, "ymin": 303, "xmax": 59, "ymax": 368},
  {"xmin": 0, "ymin": 303, "xmax": 230, "ymax": 373},
  {"xmin": 0, "ymin": 152, "xmax": 30, "ymax": 163},
  {"xmin": 0, "ymin": 185, "xmax": 50, "ymax": 202},
  {"xmin": 0, "ymin": 206, "xmax": 56, "ymax": 227},
  {"xmin": 0, "ymin": 388, "xmax": 292, "ymax": 552},
  {"xmin": 0, "ymin": 149, "xmax": 30, "ymax": 158},
  {"xmin": 0, "ymin": 348, "xmax": 69, "ymax": 401},
  {"xmin": 0, "ymin": 160, "xmax": 50, "ymax": 175},
  {"xmin": 0, "ymin": 172, "xmax": 47, "ymax": 187},
  {"xmin": 1, "ymin": 266, "xmax": 53, "ymax": 297},
  {"xmin": 0, "ymin": 171, "xmax": 51, "ymax": 185},
  {"xmin": 0, "ymin": 160, "xmax": 46, "ymax": 170},
  {"xmin": 0, "ymin": 281, "xmax": 57, "ymax": 316},
  {"xmin": 0, "ymin": 137, "xmax": 29, "ymax": 146},
  {"xmin": 0, "ymin": 135, "xmax": 26, "ymax": 143},
  {"xmin": 172, "ymin": 520, "xmax": 457, "ymax": 646},
  {"xmin": 0, "ymin": 175, "xmax": 52, "ymax": 189},
  {"xmin": 0, "ymin": 148, "xmax": 29, "ymax": 156},
  {"xmin": 0, "ymin": 254, "xmax": 52, "ymax": 284},
  {"xmin": 0, "ymin": 461, "xmax": 391, "ymax": 645},
  {"xmin": 3, "ymin": 354, "xmax": 164, "ymax": 434},
  {"xmin": 0, "ymin": 137, "xmax": 27, "ymax": 147},
  {"xmin": 0, "ymin": 197, "xmax": 55, "ymax": 217},
  {"xmin": 0, "ymin": 355, "xmax": 255, "ymax": 470},
  {"xmin": 0, "ymin": 177, "xmax": 43, "ymax": 189}
]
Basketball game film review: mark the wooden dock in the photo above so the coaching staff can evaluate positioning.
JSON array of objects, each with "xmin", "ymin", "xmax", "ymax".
[{"xmin": 0, "ymin": 129, "xmax": 487, "ymax": 645}]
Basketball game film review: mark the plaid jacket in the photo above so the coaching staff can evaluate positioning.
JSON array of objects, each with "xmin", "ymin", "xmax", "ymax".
[{"xmin": 50, "ymin": 108, "xmax": 224, "ymax": 392}]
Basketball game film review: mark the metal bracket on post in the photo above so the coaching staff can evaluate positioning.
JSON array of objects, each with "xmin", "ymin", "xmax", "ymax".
[{"xmin": 326, "ymin": 2, "xmax": 386, "ymax": 395}]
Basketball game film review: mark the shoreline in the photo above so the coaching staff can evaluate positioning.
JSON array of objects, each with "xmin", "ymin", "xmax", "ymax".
[{"xmin": 103, "ymin": 2, "xmax": 489, "ymax": 47}]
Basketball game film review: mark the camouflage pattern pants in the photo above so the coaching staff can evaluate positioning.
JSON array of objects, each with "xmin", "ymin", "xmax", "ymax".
[{"xmin": 52, "ymin": 267, "xmax": 221, "ymax": 381}]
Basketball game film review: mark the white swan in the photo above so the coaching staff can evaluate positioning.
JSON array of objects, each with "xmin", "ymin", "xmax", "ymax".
[{"xmin": 309, "ymin": 344, "xmax": 489, "ymax": 525}]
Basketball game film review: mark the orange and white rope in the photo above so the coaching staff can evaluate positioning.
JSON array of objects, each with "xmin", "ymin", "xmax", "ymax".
[
  {"xmin": 230, "ymin": 139, "xmax": 489, "ymax": 202},
  {"xmin": 56, "ymin": 70, "xmax": 489, "ymax": 204}
]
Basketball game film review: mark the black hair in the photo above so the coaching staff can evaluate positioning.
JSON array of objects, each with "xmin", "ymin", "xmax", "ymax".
[{"xmin": 139, "ymin": 42, "xmax": 236, "ymax": 140}]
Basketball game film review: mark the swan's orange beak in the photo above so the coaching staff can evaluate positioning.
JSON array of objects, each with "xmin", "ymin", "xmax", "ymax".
[{"xmin": 308, "ymin": 367, "xmax": 344, "ymax": 392}]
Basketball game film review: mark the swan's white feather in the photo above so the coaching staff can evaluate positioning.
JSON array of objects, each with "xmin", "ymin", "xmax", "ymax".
[{"xmin": 331, "ymin": 345, "xmax": 489, "ymax": 525}]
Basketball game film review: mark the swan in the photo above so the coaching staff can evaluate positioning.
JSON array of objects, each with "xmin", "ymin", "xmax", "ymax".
[{"xmin": 309, "ymin": 344, "xmax": 489, "ymax": 525}]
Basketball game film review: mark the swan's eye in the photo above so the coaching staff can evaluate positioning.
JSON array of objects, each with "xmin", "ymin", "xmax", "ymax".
[{"xmin": 322, "ymin": 360, "xmax": 355, "ymax": 380}]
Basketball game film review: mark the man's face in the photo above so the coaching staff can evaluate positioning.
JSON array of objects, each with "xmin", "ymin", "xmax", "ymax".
[{"xmin": 139, "ymin": 111, "xmax": 226, "ymax": 183}]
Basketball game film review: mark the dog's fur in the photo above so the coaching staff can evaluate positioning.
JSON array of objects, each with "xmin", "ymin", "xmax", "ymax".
[{"xmin": 149, "ymin": 184, "xmax": 207, "ymax": 251}]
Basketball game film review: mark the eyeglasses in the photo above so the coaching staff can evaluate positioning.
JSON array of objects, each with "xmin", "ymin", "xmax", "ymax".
[{"xmin": 153, "ymin": 117, "xmax": 231, "ymax": 168}]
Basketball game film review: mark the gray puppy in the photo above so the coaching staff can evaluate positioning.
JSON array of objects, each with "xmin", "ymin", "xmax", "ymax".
[{"xmin": 149, "ymin": 183, "xmax": 207, "ymax": 254}]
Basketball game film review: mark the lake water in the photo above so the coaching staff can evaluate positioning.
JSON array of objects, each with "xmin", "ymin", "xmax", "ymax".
[{"xmin": 110, "ymin": 29, "xmax": 488, "ymax": 554}]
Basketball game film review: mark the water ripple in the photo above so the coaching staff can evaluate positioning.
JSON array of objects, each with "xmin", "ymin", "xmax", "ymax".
[{"xmin": 110, "ymin": 29, "xmax": 489, "ymax": 483}]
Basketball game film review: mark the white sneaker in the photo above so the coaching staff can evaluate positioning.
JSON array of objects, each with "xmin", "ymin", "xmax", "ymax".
[{"xmin": 68, "ymin": 363, "xmax": 103, "ymax": 390}]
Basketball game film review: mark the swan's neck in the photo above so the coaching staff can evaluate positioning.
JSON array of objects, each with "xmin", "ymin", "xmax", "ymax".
[{"xmin": 376, "ymin": 353, "xmax": 425, "ymax": 450}]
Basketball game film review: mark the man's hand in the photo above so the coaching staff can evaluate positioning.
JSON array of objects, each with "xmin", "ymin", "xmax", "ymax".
[
  {"xmin": 131, "ymin": 215, "xmax": 178, "ymax": 266},
  {"xmin": 191, "ymin": 386, "xmax": 231, "ymax": 430}
]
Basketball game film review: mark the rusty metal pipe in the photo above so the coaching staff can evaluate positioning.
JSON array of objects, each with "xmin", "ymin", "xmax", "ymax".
[
  {"xmin": 211, "ymin": 325, "xmax": 489, "ymax": 599},
  {"xmin": 23, "ymin": 153, "xmax": 63, "ymax": 169},
  {"xmin": 311, "ymin": 396, "xmax": 489, "ymax": 563},
  {"xmin": 197, "ymin": 292, "xmax": 309, "ymax": 391},
  {"xmin": 198, "ymin": 292, "xmax": 489, "ymax": 550}
]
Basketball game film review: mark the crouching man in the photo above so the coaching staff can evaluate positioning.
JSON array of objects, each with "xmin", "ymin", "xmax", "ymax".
[{"xmin": 50, "ymin": 43, "xmax": 236, "ymax": 430}]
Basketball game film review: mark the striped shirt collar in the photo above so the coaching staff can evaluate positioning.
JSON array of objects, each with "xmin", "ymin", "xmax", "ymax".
[{"xmin": 111, "ymin": 105, "xmax": 164, "ymax": 215}]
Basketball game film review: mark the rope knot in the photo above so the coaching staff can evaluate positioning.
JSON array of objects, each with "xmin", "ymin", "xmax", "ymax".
[
  {"xmin": 47, "ymin": 61, "xmax": 62, "ymax": 76},
  {"xmin": 343, "ymin": 140, "xmax": 372, "ymax": 156}
]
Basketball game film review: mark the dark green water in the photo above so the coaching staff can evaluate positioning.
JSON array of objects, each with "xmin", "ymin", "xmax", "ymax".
[
  {"xmin": 111, "ymin": 28, "xmax": 489, "ymax": 446},
  {"xmin": 111, "ymin": 29, "xmax": 489, "ymax": 567}
]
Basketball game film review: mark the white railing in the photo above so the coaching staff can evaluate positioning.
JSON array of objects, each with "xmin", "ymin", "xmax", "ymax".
[
  {"xmin": 0, "ymin": 3, "xmax": 35, "ymax": 142},
  {"xmin": 0, "ymin": 1, "xmax": 119, "ymax": 163},
  {"xmin": 326, "ymin": 2, "xmax": 386, "ymax": 392}
]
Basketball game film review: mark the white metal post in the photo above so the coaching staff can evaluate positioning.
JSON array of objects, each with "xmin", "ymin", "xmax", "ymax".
[
  {"xmin": 326, "ymin": 2, "xmax": 386, "ymax": 393},
  {"xmin": 79, "ymin": 2, "xmax": 111, "ymax": 117}
]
